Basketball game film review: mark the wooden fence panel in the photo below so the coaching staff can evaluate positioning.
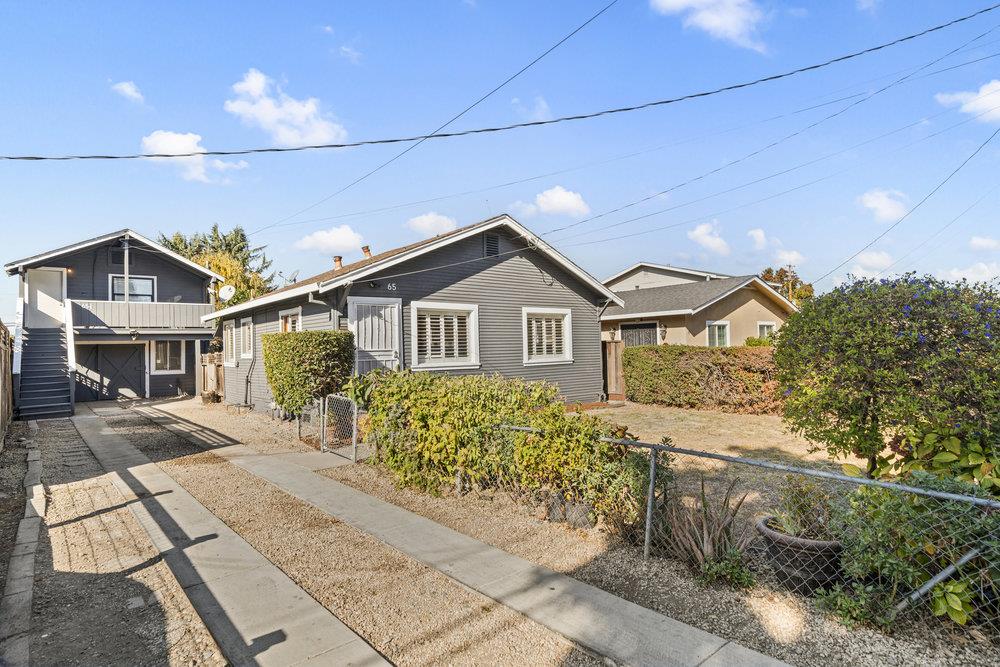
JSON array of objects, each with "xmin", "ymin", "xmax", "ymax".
[
  {"xmin": 603, "ymin": 340, "xmax": 625, "ymax": 402},
  {"xmin": 200, "ymin": 352, "xmax": 224, "ymax": 398},
  {"xmin": 0, "ymin": 323, "xmax": 12, "ymax": 438}
]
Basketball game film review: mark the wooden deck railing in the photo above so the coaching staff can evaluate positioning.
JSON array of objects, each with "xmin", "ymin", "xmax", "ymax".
[{"xmin": 71, "ymin": 300, "xmax": 214, "ymax": 330}]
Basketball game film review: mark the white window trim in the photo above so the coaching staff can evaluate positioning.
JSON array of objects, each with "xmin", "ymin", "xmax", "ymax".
[
  {"xmin": 239, "ymin": 317, "xmax": 254, "ymax": 359},
  {"xmin": 522, "ymin": 306, "xmax": 574, "ymax": 366},
  {"xmin": 150, "ymin": 339, "xmax": 186, "ymax": 375},
  {"xmin": 278, "ymin": 306, "xmax": 303, "ymax": 332},
  {"xmin": 108, "ymin": 273, "xmax": 158, "ymax": 302},
  {"xmin": 757, "ymin": 320, "xmax": 777, "ymax": 338},
  {"xmin": 222, "ymin": 320, "xmax": 236, "ymax": 367},
  {"xmin": 410, "ymin": 300, "xmax": 480, "ymax": 371},
  {"xmin": 706, "ymin": 319, "xmax": 731, "ymax": 348}
]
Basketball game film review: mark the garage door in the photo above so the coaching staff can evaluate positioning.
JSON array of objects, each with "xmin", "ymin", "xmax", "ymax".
[{"xmin": 75, "ymin": 344, "xmax": 146, "ymax": 401}]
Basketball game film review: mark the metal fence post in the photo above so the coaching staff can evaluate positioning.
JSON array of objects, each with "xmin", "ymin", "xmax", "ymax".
[
  {"xmin": 351, "ymin": 398, "xmax": 358, "ymax": 463},
  {"xmin": 644, "ymin": 451, "xmax": 657, "ymax": 560}
]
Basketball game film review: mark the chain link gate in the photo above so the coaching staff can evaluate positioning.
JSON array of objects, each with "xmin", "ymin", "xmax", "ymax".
[{"xmin": 298, "ymin": 393, "xmax": 359, "ymax": 460}]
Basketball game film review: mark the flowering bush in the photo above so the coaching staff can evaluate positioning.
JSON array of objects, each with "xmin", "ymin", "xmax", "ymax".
[{"xmin": 775, "ymin": 274, "xmax": 1000, "ymax": 476}]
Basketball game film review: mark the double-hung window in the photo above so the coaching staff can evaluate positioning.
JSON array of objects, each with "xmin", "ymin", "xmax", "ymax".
[
  {"xmin": 240, "ymin": 317, "xmax": 254, "ymax": 358},
  {"xmin": 278, "ymin": 307, "xmax": 302, "ymax": 333},
  {"xmin": 707, "ymin": 320, "xmax": 730, "ymax": 348},
  {"xmin": 757, "ymin": 321, "xmax": 776, "ymax": 339},
  {"xmin": 110, "ymin": 275, "xmax": 155, "ymax": 302},
  {"xmin": 522, "ymin": 307, "xmax": 573, "ymax": 365},
  {"xmin": 223, "ymin": 320, "xmax": 236, "ymax": 365},
  {"xmin": 152, "ymin": 340, "xmax": 184, "ymax": 374},
  {"xmin": 410, "ymin": 301, "xmax": 479, "ymax": 369}
]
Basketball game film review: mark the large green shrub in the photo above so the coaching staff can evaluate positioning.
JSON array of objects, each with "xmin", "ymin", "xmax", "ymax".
[
  {"xmin": 775, "ymin": 275, "xmax": 1000, "ymax": 476},
  {"xmin": 363, "ymin": 370, "xmax": 664, "ymax": 531},
  {"xmin": 622, "ymin": 344, "xmax": 781, "ymax": 414},
  {"xmin": 261, "ymin": 330, "xmax": 354, "ymax": 415}
]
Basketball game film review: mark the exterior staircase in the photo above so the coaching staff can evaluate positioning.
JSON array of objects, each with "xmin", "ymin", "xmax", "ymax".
[{"xmin": 18, "ymin": 327, "xmax": 73, "ymax": 420}]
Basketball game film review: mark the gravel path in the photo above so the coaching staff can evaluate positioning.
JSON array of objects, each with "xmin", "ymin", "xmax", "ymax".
[
  {"xmin": 31, "ymin": 418, "xmax": 223, "ymax": 667},
  {"xmin": 102, "ymin": 409, "xmax": 602, "ymax": 667},
  {"xmin": 325, "ymin": 464, "xmax": 998, "ymax": 667},
  {"xmin": 0, "ymin": 422, "xmax": 29, "ymax": 587}
]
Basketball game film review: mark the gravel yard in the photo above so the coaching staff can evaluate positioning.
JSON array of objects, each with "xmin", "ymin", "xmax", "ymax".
[
  {"xmin": 0, "ymin": 422, "xmax": 28, "ymax": 587},
  {"xmin": 31, "ymin": 418, "xmax": 223, "ymax": 667},
  {"xmin": 102, "ymin": 408, "xmax": 601, "ymax": 667}
]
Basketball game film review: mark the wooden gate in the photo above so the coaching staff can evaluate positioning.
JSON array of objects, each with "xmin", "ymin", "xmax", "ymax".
[
  {"xmin": 603, "ymin": 340, "xmax": 625, "ymax": 401},
  {"xmin": 200, "ymin": 352, "xmax": 224, "ymax": 397}
]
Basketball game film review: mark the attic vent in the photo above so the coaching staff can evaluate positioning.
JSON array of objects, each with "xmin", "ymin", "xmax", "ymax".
[{"xmin": 484, "ymin": 233, "xmax": 500, "ymax": 258}]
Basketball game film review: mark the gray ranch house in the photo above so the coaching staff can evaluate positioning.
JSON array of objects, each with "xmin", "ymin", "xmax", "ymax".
[
  {"xmin": 4, "ymin": 229, "xmax": 221, "ymax": 419},
  {"xmin": 204, "ymin": 214, "xmax": 622, "ymax": 408}
]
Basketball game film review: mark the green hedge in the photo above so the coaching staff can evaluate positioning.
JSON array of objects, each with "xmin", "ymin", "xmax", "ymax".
[
  {"xmin": 363, "ymin": 371, "xmax": 666, "ymax": 531},
  {"xmin": 622, "ymin": 344, "xmax": 781, "ymax": 414},
  {"xmin": 261, "ymin": 330, "xmax": 354, "ymax": 415}
]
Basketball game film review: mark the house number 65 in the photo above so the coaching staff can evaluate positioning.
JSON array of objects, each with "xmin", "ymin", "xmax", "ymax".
[{"xmin": 386, "ymin": 282, "xmax": 397, "ymax": 291}]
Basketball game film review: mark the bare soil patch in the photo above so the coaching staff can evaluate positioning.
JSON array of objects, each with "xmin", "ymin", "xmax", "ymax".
[
  {"xmin": 103, "ymin": 410, "xmax": 601, "ymax": 667},
  {"xmin": 31, "ymin": 418, "xmax": 223, "ymax": 667},
  {"xmin": 0, "ymin": 421, "xmax": 29, "ymax": 587}
]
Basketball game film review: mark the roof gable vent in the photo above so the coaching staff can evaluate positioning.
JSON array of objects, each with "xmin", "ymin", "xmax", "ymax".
[{"xmin": 484, "ymin": 233, "xmax": 500, "ymax": 258}]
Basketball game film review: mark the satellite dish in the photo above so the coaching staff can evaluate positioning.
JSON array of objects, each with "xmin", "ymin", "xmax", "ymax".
[{"xmin": 218, "ymin": 285, "xmax": 237, "ymax": 302}]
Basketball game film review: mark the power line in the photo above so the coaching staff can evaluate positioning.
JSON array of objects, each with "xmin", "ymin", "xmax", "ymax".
[
  {"xmin": 4, "ymin": 2, "xmax": 999, "ymax": 164},
  {"xmin": 253, "ymin": 0, "xmax": 621, "ymax": 232},
  {"xmin": 811, "ymin": 125, "xmax": 1000, "ymax": 285}
]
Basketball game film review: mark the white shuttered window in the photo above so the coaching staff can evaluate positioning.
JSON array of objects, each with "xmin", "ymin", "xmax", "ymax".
[
  {"xmin": 410, "ymin": 302, "xmax": 479, "ymax": 369},
  {"xmin": 522, "ymin": 307, "xmax": 572, "ymax": 364}
]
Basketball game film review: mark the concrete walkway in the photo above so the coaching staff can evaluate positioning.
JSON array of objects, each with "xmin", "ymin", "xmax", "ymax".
[
  {"xmin": 71, "ymin": 407, "xmax": 387, "ymax": 667},
  {"xmin": 133, "ymin": 405, "xmax": 788, "ymax": 667}
]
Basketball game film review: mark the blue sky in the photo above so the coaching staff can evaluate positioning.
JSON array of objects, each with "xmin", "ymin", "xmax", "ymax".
[{"xmin": 2, "ymin": 0, "xmax": 1000, "ymax": 321}]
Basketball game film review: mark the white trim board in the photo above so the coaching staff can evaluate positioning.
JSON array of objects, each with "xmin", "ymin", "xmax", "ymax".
[
  {"xmin": 409, "ymin": 300, "xmax": 480, "ymax": 371},
  {"xmin": 522, "ymin": 306, "xmax": 574, "ymax": 366},
  {"xmin": 239, "ymin": 317, "xmax": 254, "ymax": 359},
  {"xmin": 108, "ymin": 273, "xmax": 158, "ymax": 302}
]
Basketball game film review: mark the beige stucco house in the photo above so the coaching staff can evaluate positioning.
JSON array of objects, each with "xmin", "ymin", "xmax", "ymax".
[{"xmin": 600, "ymin": 262, "xmax": 797, "ymax": 347}]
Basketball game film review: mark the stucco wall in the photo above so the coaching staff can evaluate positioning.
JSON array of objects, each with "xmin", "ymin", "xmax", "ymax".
[{"xmin": 605, "ymin": 266, "xmax": 710, "ymax": 292}]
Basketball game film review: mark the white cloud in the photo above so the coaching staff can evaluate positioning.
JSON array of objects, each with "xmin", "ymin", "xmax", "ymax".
[
  {"xmin": 111, "ymin": 80, "xmax": 144, "ymax": 104},
  {"xmin": 339, "ymin": 45, "xmax": 362, "ymax": 64},
  {"xmin": 294, "ymin": 225, "xmax": 363, "ymax": 254},
  {"xmin": 939, "ymin": 262, "xmax": 1000, "ymax": 282},
  {"xmin": 406, "ymin": 212, "xmax": 457, "ymax": 237},
  {"xmin": 935, "ymin": 80, "xmax": 1000, "ymax": 124},
  {"xmin": 687, "ymin": 221, "xmax": 730, "ymax": 256},
  {"xmin": 224, "ymin": 68, "xmax": 346, "ymax": 147},
  {"xmin": 774, "ymin": 249, "xmax": 805, "ymax": 265},
  {"xmin": 856, "ymin": 250, "xmax": 893, "ymax": 271},
  {"xmin": 140, "ymin": 130, "xmax": 247, "ymax": 183},
  {"xmin": 970, "ymin": 235, "xmax": 1000, "ymax": 251},
  {"xmin": 650, "ymin": 0, "xmax": 766, "ymax": 52},
  {"xmin": 856, "ymin": 0, "xmax": 880, "ymax": 12},
  {"xmin": 511, "ymin": 96, "xmax": 552, "ymax": 122},
  {"xmin": 322, "ymin": 25, "xmax": 334, "ymax": 34},
  {"xmin": 747, "ymin": 228, "xmax": 767, "ymax": 250},
  {"xmin": 858, "ymin": 188, "xmax": 907, "ymax": 223},
  {"xmin": 511, "ymin": 186, "xmax": 590, "ymax": 218}
]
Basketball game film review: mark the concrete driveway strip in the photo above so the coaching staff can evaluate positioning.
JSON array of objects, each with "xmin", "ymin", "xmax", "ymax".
[
  {"xmin": 70, "ymin": 408, "xmax": 387, "ymax": 667},
  {"xmin": 136, "ymin": 406, "xmax": 789, "ymax": 667}
]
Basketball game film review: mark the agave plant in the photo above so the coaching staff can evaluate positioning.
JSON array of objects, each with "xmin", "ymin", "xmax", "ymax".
[{"xmin": 662, "ymin": 476, "xmax": 753, "ymax": 569}]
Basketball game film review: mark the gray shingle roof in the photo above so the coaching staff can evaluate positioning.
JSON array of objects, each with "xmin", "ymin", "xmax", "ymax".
[{"xmin": 603, "ymin": 275, "xmax": 757, "ymax": 318}]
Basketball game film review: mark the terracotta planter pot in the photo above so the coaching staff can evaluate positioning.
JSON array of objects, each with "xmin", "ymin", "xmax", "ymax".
[{"xmin": 755, "ymin": 515, "xmax": 843, "ymax": 593}]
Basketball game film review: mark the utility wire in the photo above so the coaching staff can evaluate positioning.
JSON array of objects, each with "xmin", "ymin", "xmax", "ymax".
[
  {"xmin": 4, "ymin": 2, "xmax": 998, "ymax": 164},
  {"xmin": 253, "ymin": 0, "xmax": 621, "ymax": 232},
  {"xmin": 811, "ymin": 125, "xmax": 1000, "ymax": 285}
]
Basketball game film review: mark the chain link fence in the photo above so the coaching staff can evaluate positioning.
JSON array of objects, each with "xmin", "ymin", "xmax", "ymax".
[
  {"xmin": 298, "ymin": 394, "xmax": 359, "ymax": 459},
  {"xmin": 497, "ymin": 425, "xmax": 1000, "ymax": 643}
]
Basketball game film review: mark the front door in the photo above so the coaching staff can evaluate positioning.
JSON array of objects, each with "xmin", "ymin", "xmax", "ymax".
[
  {"xmin": 25, "ymin": 268, "xmax": 65, "ymax": 328},
  {"xmin": 348, "ymin": 297, "xmax": 402, "ymax": 374}
]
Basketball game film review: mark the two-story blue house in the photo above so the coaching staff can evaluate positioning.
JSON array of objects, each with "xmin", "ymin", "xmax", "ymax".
[{"xmin": 4, "ymin": 229, "xmax": 221, "ymax": 419}]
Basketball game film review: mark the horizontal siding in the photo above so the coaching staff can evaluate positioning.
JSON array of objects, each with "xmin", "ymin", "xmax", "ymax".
[{"xmin": 149, "ymin": 341, "xmax": 196, "ymax": 397}]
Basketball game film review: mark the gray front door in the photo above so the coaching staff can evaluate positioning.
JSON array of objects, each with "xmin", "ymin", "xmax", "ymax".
[
  {"xmin": 25, "ymin": 268, "xmax": 65, "ymax": 328},
  {"xmin": 75, "ymin": 344, "xmax": 146, "ymax": 401},
  {"xmin": 348, "ymin": 297, "xmax": 402, "ymax": 374},
  {"xmin": 621, "ymin": 323, "xmax": 657, "ymax": 347}
]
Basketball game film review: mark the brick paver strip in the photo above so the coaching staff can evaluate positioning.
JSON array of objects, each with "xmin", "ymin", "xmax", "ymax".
[
  {"xmin": 136, "ymin": 405, "xmax": 789, "ymax": 667},
  {"xmin": 71, "ymin": 408, "xmax": 387, "ymax": 667}
]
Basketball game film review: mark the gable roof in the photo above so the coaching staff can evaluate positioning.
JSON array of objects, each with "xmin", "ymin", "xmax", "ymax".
[
  {"xmin": 202, "ymin": 214, "xmax": 623, "ymax": 321},
  {"xmin": 3, "ymin": 228, "xmax": 224, "ymax": 281},
  {"xmin": 601, "ymin": 275, "xmax": 797, "ymax": 320},
  {"xmin": 602, "ymin": 262, "xmax": 731, "ymax": 286}
]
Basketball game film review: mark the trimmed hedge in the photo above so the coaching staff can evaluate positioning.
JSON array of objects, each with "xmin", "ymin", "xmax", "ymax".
[
  {"xmin": 622, "ymin": 344, "xmax": 781, "ymax": 414},
  {"xmin": 363, "ymin": 371, "xmax": 667, "ymax": 531},
  {"xmin": 261, "ymin": 330, "xmax": 354, "ymax": 415}
]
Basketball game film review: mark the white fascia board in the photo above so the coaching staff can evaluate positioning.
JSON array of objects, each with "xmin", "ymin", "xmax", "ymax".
[
  {"xmin": 317, "ymin": 215, "xmax": 624, "ymax": 306},
  {"xmin": 200, "ymin": 282, "xmax": 319, "ymax": 322},
  {"xmin": 600, "ymin": 309, "xmax": 692, "ymax": 321},
  {"xmin": 3, "ymin": 228, "xmax": 224, "ymax": 282},
  {"xmin": 602, "ymin": 262, "xmax": 728, "ymax": 285}
]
